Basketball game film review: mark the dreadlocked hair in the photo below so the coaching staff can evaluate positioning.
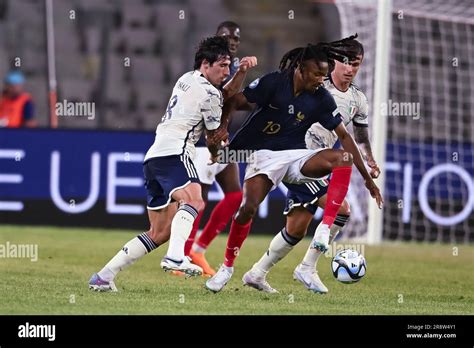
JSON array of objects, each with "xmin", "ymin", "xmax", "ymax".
[{"xmin": 279, "ymin": 34, "xmax": 360, "ymax": 74}]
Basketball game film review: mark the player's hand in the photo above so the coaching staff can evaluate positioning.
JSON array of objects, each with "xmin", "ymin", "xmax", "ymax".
[
  {"xmin": 208, "ymin": 152, "xmax": 219, "ymax": 165},
  {"xmin": 206, "ymin": 126, "xmax": 229, "ymax": 147},
  {"xmin": 206, "ymin": 127, "xmax": 229, "ymax": 165},
  {"xmin": 367, "ymin": 159, "xmax": 381, "ymax": 179},
  {"xmin": 365, "ymin": 179, "xmax": 384, "ymax": 209},
  {"xmin": 238, "ymin": 56, "xmax": 257, "ymax": 73}
]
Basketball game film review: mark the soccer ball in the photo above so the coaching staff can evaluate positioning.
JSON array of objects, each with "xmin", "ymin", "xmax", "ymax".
[{"xmin": 331, "ymin": 249, "xmax": 367, "ymax": 283}]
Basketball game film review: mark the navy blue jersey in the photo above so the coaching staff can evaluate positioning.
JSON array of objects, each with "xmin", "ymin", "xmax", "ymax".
[{"xmin": 230, "ymin": 71, "xmax": 342, "ymax": 151}]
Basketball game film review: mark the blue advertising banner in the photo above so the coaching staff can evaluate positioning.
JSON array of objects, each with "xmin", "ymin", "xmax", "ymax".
[{"xmin": 0, "ymin": 128, "xmax": 472, "ymax": 236}]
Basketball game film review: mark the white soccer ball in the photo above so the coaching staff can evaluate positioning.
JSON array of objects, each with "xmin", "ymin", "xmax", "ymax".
[{"xmin": 331, "ymin": 249, "xmax": 367, "ymax": 283}]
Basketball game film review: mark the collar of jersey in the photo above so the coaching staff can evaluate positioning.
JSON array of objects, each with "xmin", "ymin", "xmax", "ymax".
[{"xmin": 193, "ymin": 70, "xmax": 206, "ymax": 79}]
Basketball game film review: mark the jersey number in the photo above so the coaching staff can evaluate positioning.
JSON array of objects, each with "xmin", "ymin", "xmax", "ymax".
[
  {"xmin": 162, "ymin": 95, "xmax": 178, "ymax": 122},
  {"xmin": 262, "ymin": 121, "xmax": 281, "ymax": 135}
]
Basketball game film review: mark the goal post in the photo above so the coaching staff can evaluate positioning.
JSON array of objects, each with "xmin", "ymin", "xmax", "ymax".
[
  {"xmin": 334, "ymin": 0, "xmax": 474, "ymax": 244},
  {"xmin": 367, "ymin": 0, "xmax": 392, "ymax": 245}
]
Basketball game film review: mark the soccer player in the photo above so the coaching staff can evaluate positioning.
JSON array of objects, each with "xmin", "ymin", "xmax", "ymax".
[
  {"xmin": 185, "ymin": 21, "xmax": 245, "ymax": 276},
  {"xmin": 205, "ymin": 36, "xmax": 383, "ymax": 293},
  {"xmin": 88, "ymin": 36, "xmax": 256, "ymax": 292},
  {"xmin": 243, "ymin": 38, "xmax": 380, "ymax": 293}
]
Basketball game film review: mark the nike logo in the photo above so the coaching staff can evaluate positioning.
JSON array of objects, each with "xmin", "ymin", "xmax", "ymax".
[
  {"xmin": 268, "ymin": 104, "xmax": 279, "ymax": 109},
  {"xmin": 331, "ymin": 200, "xmax": 342, "ymax": 206}
]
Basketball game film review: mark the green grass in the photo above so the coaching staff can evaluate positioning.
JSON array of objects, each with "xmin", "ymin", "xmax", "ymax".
[{"xmin": 0, "ymin": 225, "xmax": 472, "ymax": 315}]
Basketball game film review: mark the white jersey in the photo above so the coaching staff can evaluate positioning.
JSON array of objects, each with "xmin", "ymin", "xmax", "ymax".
[
  {"xmin": 305, "ymin": 77, "xmax": 369, "ymax": 150},
  {"xmin": 144, "ymin": 70, "xmax": 223, "ymax": 162}
]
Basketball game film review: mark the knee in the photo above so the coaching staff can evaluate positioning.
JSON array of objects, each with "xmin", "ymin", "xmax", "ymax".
[
  {"xmin": 338, "ymin": 200, "xmax": 351, "ymax": 216},
  {"xmin": 187, "ymin": 199, "xmax": 205, "ymax": 212},
  {"xmin": 238, "ymin": 200, "xmax": 259, "ymax": 220},
  {"xmin": 335, "ymin": 149, "xmax": 353, "ymax": 167}
]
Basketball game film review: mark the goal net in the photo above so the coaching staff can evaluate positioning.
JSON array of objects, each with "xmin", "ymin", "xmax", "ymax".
[{"xmin": 334, "ymin": 0, "xmax": 474, "ymax": 243}]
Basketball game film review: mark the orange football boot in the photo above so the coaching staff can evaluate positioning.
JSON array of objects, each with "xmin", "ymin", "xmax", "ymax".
[{"xmin": 189, "ymin": 250, "xmax": 216, "ymax": 276}]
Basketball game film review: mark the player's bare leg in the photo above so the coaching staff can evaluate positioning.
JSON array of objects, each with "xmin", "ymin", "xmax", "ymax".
[
  {"xmin": 184, "ymin": 183, "xmax": 210, "ymax": 258},
  {"xmin": 206, "ymin": 174, "xmax": 272, "ymax": 292},
  {"xmin": 301, "ymin": 149, "xmax": 352, "ymax": 252},
  {"xmin": 190, "ymin": 163, "xmax": 242, "ymax": 276},
  {"xmin": 243, "ymin": 206, "xmax": 311, "ymax": 293},
  {"xmin": 89, "ymin": 204, "xmax": 177, "ymax": 292},
  {"xmin": 294, "ymin": 197, "xmax": 350, "ymax": 293},
  {"xmin": 161, "ymin": 183, "xmax": 205, "ymax": 276}
]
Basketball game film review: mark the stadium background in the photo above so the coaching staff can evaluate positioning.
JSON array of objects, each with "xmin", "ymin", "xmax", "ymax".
[{"xmin": 0, "ymin": 0, "xmax": 472, "ymax": 244}]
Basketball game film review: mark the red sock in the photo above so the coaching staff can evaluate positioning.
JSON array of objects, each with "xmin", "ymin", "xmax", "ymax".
[
  {"xmin": 322, "ymin": 166, "xmax": 352, "ymax": 226},
  {"xmin": 184, "ymin": 208, "xmax": 205, "ymax": 256},
  {"xmin": 224, "ymin": 218, "xmax": 252, "ymax": 267},
  {"xmin": 196, "ymin": 191, "xmax": 243, "ymax": 249}
]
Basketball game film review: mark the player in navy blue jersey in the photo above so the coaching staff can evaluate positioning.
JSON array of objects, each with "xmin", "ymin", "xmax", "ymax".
[
  {"xmin": 205, "ymin": 35, "xmax": 383, "ymax": 293},
  {"xmin": 243, "ymin": 38, "xmax": 381, "ymax": 293}
]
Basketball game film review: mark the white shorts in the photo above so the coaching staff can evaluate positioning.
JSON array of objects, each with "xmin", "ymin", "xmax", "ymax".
[
  {"xmin": 244, "ymin": 149, "xmax": 329, "ymax": 190},
  {"xmin": 194, "ymin": 147, "xmax": 229, "ymax": 185}
]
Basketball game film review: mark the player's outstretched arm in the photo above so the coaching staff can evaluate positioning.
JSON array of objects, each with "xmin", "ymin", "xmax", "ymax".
[
  {"xmin": 354, "ymin": 125, "xmax": 380, "ymax": 178},
  {"xmin": 222, "ymin": 56, "xmax": 257, "ymax": 101},
  {"xmin": 334, "ymin": 123, "xmax": 384, "ymax": 208}
]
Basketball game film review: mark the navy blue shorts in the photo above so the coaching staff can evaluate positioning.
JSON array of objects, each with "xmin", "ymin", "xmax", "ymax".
[
  {"xmin": 283, "ymin": 178, "xmax": 330, "ymax": 215},
  {"xmin": 143, "ymin": 155, "xmax": 200, "ymax": 210}
]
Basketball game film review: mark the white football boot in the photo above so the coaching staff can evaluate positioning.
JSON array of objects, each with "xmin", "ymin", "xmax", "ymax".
[
  {"xmin": 205, "ymin": 265, "xmax": 233, "ymax": 293},
  {"xmin": 242, "ymin": 268, "xmax": 278, "ymax": 293},
  {"xmin": 161, "ymin": 256, "xmax": 202, "ymax": 277},
  {"xmin": 88, "ymin": 273, "xmax": 118, "ymax": 292},
  {"xmin": 293, "ymin": 264, "xmax": 328, "ymax": 294}
]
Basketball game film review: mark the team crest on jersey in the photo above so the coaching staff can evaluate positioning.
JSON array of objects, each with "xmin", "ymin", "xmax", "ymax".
[
  {"xmin": 249, "ymin": 78, "xmax": 260, "ymax": 89},
  {"xmin": 294, "ymin": 111, "xmax": 305, "ymax": 124},
  {"xmin": 349, "ymin": 101, "xmax": 357, "ymax": 117}
]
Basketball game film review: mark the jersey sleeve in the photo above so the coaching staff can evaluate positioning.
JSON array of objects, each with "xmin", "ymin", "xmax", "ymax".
[
  {"xmin": 201, "ymin": 87, "xmax": 223, "ymax": 131},
  {"xmin": 353, "ymin": 91, "xmax": 369, "ymax": 127},
  {"xmin": 242, "ymin": 71, "xmax": 280, "ymax": 106},
  {"xmin": 317, "ymin": 91, "xmax": 343, "ymax": 131}
]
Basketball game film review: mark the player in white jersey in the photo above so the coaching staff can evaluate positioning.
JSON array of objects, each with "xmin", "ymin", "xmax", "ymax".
[
  {"xmin": 88, "ymin": 36, "xmax": 257, "ymax": 291},
  {"xmin": 184, "ymin": 21, "xmax": 245, "ymax": 277},
  {"xmin": 242, "ymin": 38, "xmax": 381, "ymax": 294}
]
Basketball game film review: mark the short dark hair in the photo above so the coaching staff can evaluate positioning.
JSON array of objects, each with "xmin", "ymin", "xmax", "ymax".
[
  {"xmin": 343, "ymin": 39, "xmax": 364, "ymax": 58},
  {"xmin": 216, "ymin": 21, "xmax": 240, "ymax": 33},
  {"xmin": 194, "ymin": 36, "xmax": 231, "ymax": 70}
]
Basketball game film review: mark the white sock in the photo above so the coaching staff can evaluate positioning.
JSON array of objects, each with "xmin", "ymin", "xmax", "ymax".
[
  {"xmin": 98, "ymin": 232, "xmax": 158, "ymax": 281},
  {"xmin": 191, "ymin": 243, "xmax": 206, "ymax": 254},
  {"xmin": 253, "ymin": 228, "xmax": 301, "ymax": 276},
  {"xmin": 300, "ymin": 222, "xmax": 345, "ymax": 271},
  {"xmin": 166, "ymin": 204, "xmax": 198, "ymax": 261}
]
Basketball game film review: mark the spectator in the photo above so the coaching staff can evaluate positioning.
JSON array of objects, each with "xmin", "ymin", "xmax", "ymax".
[{"xmin": 0, "ymin": 71, "xmax": 37, "ymax": 128}]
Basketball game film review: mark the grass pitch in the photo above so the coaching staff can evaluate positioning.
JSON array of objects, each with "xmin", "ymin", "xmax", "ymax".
[{"xmin": 0, "ymin": 225, "xmax": 472, "ymax": 315}]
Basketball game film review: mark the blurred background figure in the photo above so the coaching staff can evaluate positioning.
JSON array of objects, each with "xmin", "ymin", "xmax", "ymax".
[
  {"xmin": 0, "ymin": 70, "xmax": 37, "ymax": 128},
  {"xmin": 216, "ymin": 21, "xmax": 241, "ymax": 85}
]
